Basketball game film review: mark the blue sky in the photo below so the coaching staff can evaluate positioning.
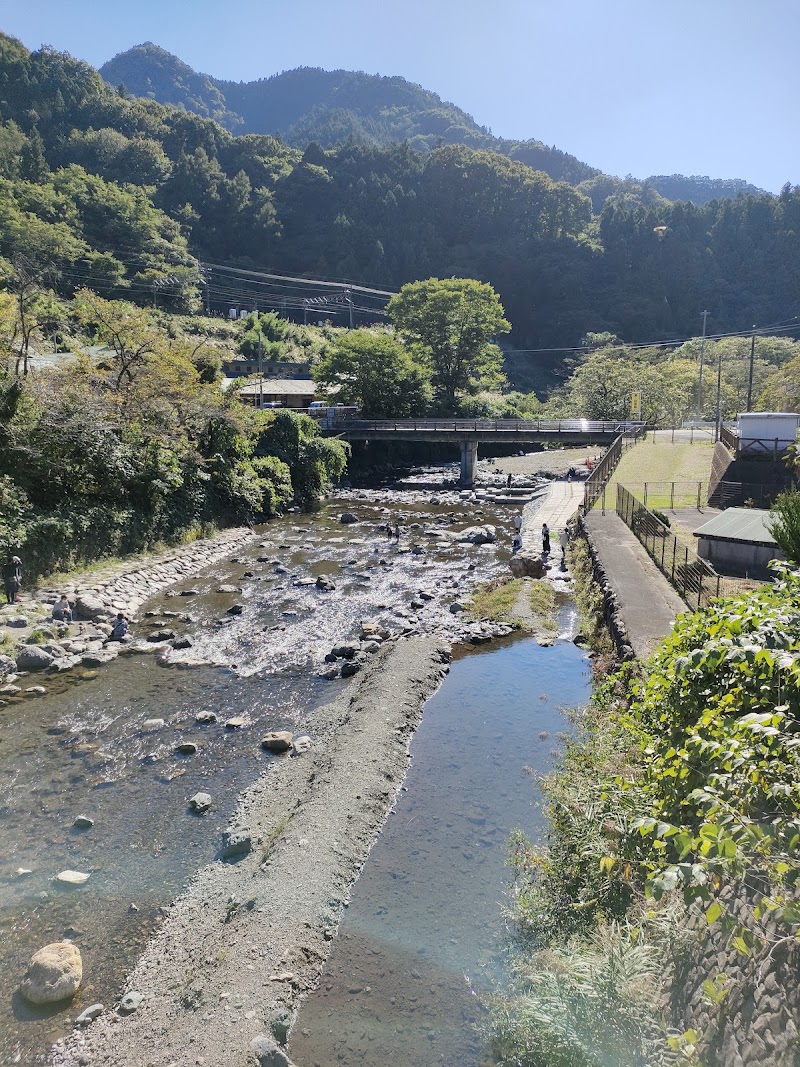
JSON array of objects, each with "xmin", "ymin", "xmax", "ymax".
[{"xmin": 1, "ymin": 0, "xmax": 797, "ymax": 192}]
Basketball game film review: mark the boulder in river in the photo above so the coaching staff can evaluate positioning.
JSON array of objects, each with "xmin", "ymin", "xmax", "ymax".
[
  {"xmin": 341, "ymin": 660, "xmax": 361, "ymax": 678},
  {"xmin": 509, "ymin": 553, "xmax": 546, "ymax": 579},
  {"xmin": 217, "ymin": 584, "xmax": 241, "ymax": 594},
  {"xmin": 174, "ymin": 742, "xmax": 198, "ymax": 756},
  {"xmin": 339, "ymin": 512, "xmax": 359, "ymax": 524},
  {"xmin": 224, "ymin": 715, "xmax": 247, "ymax": 729},
  {"xmin": 20, "ymin": 942, "xmax": 82, "ymax": 1005},
  {"xmin": 56, "ymin": 870, "xmax": 91, "ymax": 886},
  {"xmin": 16, "ymin": 646, "xmax": 55, "ymax": 671},
  {"xmin": 75, "ymin": 595, "xmax": 106, "ymax": 619},
  {"xmin": 188, "ymin": 792, "xmax": 212, "ymax": 814},
  {"xmin": 226, "ymin": 604, "xmax": 244, "ymax": 616},
  {"xmin": 261, "ymin": 731, "xmax": 294, "ymax": 753},
  {"xmin": 315, "ymin": 575, "xmax": 336, "ymax": 592},
  {"xmin": 455, "ymin": 525, "xmax": 497, "ymax": 545},
  {"xmin": 195, "ymin": 710, "xmax": 217, "ymax": 724},
  {"xmin": 73, "ymin": 815, "xmax": 94, "ymax": 830}
]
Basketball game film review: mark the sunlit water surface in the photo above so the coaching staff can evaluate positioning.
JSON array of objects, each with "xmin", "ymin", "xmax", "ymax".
[
  {"xmin": 0, "ymin": 492, "xmax": 523, "ymax": 1064},
  {"xmin": 290, "ymin": 629, "xmax": 592, "ymax": 1067}
]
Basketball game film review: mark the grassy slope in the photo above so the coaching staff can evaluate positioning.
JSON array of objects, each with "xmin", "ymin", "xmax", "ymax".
[{"xmin": 607, "ymin": 438, "xmax": 716, "ymax": 508}]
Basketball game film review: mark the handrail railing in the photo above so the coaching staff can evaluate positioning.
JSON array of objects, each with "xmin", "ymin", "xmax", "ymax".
[
  {"xmin": 328, "ymin": 417, "xmax": 645, "ymax": 434},
  {"xmin": 616, "ymin": 483, "xmax": 761, "ymax": 609},
  {"xmin": 583, "ymin": 427, "xmax": 645, "ymax": 513}
]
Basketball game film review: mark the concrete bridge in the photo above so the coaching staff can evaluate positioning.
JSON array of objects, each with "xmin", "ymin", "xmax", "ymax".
[{"xmin": 322, "ymin": 417, "xmax": 640, "ymax": 485}]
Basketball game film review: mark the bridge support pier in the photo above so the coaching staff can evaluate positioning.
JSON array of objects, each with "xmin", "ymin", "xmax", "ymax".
[{"xmin": 459, "ymin": 440, "xmax": 479, "ymax": 487}]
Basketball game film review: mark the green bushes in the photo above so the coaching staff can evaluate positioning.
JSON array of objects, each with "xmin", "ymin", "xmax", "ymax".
[{"xmin": 492, "ymin": 563, "xmax": 800, "ymax": 1066}]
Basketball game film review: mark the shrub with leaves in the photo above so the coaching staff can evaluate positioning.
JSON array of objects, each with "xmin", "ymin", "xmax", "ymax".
[{"xmin": 620, "ymin": 565, "xmax": 800, "ymax": 930}]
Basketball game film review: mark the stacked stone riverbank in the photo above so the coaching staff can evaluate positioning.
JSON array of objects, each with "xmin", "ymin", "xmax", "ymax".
[{"xmin": 0, "ymin": 527, "xmax": 255, "ymax": 685}]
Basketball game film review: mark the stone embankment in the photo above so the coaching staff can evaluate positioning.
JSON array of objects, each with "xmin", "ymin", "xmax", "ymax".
[{"xmin": 0, "ymin": 527, "xmax": 255, "ymax": 685}]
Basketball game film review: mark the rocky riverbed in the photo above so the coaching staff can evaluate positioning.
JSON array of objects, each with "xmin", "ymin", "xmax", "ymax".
[
  {"xmin": 2, "ymin": 471, "xmax": 556, "ymax": 1065},
  {"xmin": 50, "ymin": 636, "xmax": 451, "ymax": 1067}
]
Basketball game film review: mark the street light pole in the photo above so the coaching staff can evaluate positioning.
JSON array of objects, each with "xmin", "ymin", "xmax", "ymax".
[
  {"xmin": 746, "ymin": 325, "xmax": 756, "ymax": 412},
  {"xmin": 696, "ymin": 309, "xmax": 709, "ymax": 419}
]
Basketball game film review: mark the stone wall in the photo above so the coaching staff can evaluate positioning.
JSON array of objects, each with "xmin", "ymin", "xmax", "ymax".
[
  {"xmin": 37, "ymin": 526, "xmax": 256, "ymax": 620},
  {"xmin": 670, "ymin": 887, "xmax": 800, "ymax": 1066},
  {"xmin": 574, "ymin": 514, "xmax": 635, "ymax": 660}
]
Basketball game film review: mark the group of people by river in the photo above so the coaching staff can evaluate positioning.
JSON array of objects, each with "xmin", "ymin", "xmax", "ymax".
[
  {"xmin": 3, "ymin": 553, "xmax": 130, "ymax": 641},
  {"xmin": 510, "ymin": 513, "xmax": 569, "ymax": 562}
]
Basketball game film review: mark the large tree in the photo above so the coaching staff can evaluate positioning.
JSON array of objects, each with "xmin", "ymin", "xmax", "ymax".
[
  {"xmin": 387, "ymin": 277, "xmax": 509, "ymax": 412},
  {"xmin": 313, "ymin": 329, "xmax": 430, "ymax": 417}
]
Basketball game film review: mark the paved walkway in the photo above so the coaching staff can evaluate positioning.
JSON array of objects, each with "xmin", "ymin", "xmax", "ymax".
[
  {"xmin": 584, "ymin": 510, "xmax": 687, "ymax": 659},
  {"xmin": 521, "ymin": 480, "xmax": 585, "ymax": 554}
]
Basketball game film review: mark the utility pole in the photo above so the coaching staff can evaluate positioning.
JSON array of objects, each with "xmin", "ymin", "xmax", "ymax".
[
  {"xmin": 258, "ymin": 330, "xmax": 263, "ymax": 410},
  {"xmin": 746, "ymin": 325, "xmax": 756, "ymax": 412},
  {"xmin": 715, "ymin": 342, "xmax": 723, "ymax": 443},
  {"xmin": 345, "ymin": 289, "xmax": 353, "ymax": 329},
  {"xmin": 696, "ymin": 309, "xmax": 709, "ymax": 420}
]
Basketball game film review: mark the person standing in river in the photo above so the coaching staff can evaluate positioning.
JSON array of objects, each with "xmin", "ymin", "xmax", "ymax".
[
  {"xmin": 541, "ymin": 523, "xmax": 551, "ymax": 555},
  {"xmin": 559, "ymin": 527, "xmax": 569, "ymax": 564},
  {"xmin": 393, "ymin": 523, "xmax": 400, "ymax": 542},
  {"xmin": 513, "ymin": 510, "xmax": 523, "ymax": 535}
]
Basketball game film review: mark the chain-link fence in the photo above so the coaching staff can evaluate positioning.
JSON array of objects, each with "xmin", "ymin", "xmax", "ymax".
[{"xmin": 616, "ymin": 484, "xmax": 761, "ymax": 609}]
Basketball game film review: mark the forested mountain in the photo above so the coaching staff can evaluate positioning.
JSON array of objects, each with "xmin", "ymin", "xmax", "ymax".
[
  {"xmin": 99, "ymin": 43, "xmax": 765, "ymax": 203},
  {"xmin": 1, "ymin": 31, "xmax": 798, "ymax": 355}
]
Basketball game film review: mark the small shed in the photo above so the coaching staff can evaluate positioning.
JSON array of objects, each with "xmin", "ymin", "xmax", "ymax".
[
  {"xmin": 736, "ymin": 412, "xmax": 800, "ymax": 456},
  {"xmin": 693, "ymin": 508, "xmax": 785, "ymax": 578}
]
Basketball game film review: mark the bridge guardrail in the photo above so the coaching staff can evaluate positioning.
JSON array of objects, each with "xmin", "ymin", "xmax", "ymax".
[{"xmin": 327, "ymin": 417, "xmax": 644, "ymax": 434}]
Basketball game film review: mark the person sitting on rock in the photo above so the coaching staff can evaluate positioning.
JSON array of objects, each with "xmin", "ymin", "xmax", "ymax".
[
  {"xmin": 511, "ymin": 532, "xmax": 522, "ymax": 553},
  {"xmin": 52, "ymin": 594, "xmax": 73, "ymax": 623},
  {"xmin": 109, "ymin": 613, "xmax": 129, "ymax": 641}
]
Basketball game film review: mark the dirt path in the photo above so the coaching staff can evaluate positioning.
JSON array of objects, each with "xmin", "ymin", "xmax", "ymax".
[{"xmin": 51, "ymin": 636, "xmax": 450, "ymax": 1067}]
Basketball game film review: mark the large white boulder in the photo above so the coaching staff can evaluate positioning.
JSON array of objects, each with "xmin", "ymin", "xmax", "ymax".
[{"xmin": 20, "ymin": 942, "xmax": 82, "ymax": 1004}]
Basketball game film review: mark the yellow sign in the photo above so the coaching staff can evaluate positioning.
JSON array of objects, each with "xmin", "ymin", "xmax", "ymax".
[{"xmin": 630, "ymin": 391, "xmax": 642, "ymax": 418}]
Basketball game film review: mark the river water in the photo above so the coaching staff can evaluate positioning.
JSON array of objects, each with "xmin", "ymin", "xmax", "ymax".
[
  {"xmin": 288, "ymin": 622, "xmax": 591, "ymax": 1067},
  {"xmin": 0, "ymin": 488, "xmax": 521, "ymax": 1065}
]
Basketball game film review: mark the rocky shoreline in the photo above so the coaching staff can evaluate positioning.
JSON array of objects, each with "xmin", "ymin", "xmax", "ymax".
[
  {"xmin": 0, "ymin": 527, "xmax": 255, "ymax": 689},
  {"xmin": 50, "ymin": 635, "xmax": 451, "ymax": 1067}
]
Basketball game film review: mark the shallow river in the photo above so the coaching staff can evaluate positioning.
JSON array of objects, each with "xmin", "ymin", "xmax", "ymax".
[
  {"xmin": 0, "ymin": 490, "xmax": 519, "ymax": 1065},
  {"xmin": 289, "ymin": 623, "xmax": 591, "ymax": 1067}
]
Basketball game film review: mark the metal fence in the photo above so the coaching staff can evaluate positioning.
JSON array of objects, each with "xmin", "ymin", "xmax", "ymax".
[
  {"xmin": 618, "ymin": 480, "xmax": 709, "ymax": 510},
  {"xmin": 616, "ymin": 484, "xmax": 761, "ymax": 609},
  {"xmin": 583, "ymin": 430, "xmax": 643, "ymax": 512}
]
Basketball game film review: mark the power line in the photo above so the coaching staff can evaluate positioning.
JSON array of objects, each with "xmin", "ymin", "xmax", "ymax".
[{"xmin": 201, "ymin": 261, "xmax": 397, "ymax": 298}]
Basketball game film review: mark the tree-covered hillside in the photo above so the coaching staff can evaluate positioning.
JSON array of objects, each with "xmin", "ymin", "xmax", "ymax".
[
  {"xmin": 99, "ymin": 43, "xmax": 765, "ymax": 202},
  {"xmin": 1, "ymin": 32, "xmax": 799, "ymax": 356}
]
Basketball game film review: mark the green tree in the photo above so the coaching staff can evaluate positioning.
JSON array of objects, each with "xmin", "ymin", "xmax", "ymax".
[
  {"xmin": 768, "ymin": 490, "xmax": 800, "ymax": 564},
  {"xmin": 387, "ymin": 277, "xmax": 509, "ymax": 412},
  {"xmin": 313, "ymin": 329, "xmax": 430, "ymax": 417},
  {"xmin": 257, "ymin": 409, "xmax": 349, "ymax": 506}
]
